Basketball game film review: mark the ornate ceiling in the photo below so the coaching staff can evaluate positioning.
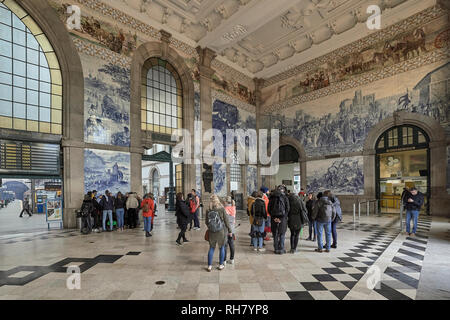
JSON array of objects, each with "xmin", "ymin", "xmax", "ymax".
[{"xmin": 108, "ymin": 0, "xmax": 438, "ymax": 79}]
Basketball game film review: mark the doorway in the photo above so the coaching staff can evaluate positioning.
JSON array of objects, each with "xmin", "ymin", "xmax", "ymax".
[
  {"xmin": 375, "ymin": 125, "xmax": 430, "ymax": 214},
  {"xmin": 272, "ymin": 145, "xmax": 301, "ymax": 193}
]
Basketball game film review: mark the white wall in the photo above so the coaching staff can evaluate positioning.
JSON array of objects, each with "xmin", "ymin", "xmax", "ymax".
[{"xmin": 273, "ymin": 163, "xmax": 301, "ymax": 192}]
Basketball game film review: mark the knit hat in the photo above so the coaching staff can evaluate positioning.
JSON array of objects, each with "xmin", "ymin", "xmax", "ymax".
[{"xmin": 260, "ymin": 186, "xmax": 269, "ymax": 193}]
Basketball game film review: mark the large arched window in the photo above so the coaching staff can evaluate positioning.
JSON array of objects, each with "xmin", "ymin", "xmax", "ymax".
[
  {"xmin": 0, "ymin": 0, "xmax": 62, "ymax": 134},
  {"xmin": 141, "ymin": 58, "xmax": 182, "ymax": 135}
]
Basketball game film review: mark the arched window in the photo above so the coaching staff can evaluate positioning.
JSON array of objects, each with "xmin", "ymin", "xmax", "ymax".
[
  {"xmin": 376, "ymin": 125, "xmax": 429, "ymax": 152},
  {"xmin": 151, "ymin": 168, "xmax": 159, "ymax": 197},
  {"xmin": 230, "ymin": 152, "xmax": 241, "ymax": 189},
  {"xmin": 0, "ymin": 0, "xmax": 62, "ymax": 134},
  {"xmin": 141, "ymin": 58, "xmax": 182, "ymax": 135}
]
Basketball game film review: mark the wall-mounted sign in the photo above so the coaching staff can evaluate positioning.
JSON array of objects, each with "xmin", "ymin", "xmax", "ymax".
[{"xmin": 282, "ymin": 180, "xmax": 292, "ymax": 186}]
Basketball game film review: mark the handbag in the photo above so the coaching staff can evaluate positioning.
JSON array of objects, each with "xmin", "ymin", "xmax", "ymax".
[{"xmin": 204, "ymin": 230, "xmax": 209, "ymax": 241}]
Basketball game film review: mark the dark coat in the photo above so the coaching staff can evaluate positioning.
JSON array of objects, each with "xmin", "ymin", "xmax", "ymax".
[
  {"xmin": 287, "ymin": 194, "xmax": 307, "ymax": 230},
  {"xmin": 306, "ymin": 199, "xmax": 316, "ymax": 220},
  {"xmin": 114, "ymin": 197, "xmax": 126, "ymax": 209},
  {"xmin": 251, "ymin": 198, "xmax": 267, "ymax": 222},
  {"xmin": 312, "ymin": 196, "xmax": 336, "ymax": 223},
  {"xmin": 404, "ymin": 192, "xmax": 424, "ymax": 211},
  {"xmin": 99, "ymin": 195, "xmax": 114, "ymax": 211},
  {"xmin": 175, "ymin": 199, "xmax": 191, "ymax": 227}
]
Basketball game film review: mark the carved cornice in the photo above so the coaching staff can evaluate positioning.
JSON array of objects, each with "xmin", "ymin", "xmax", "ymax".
[{"xmin": 72, "ymin": 37, "xmax": 132, "ymax": 68}]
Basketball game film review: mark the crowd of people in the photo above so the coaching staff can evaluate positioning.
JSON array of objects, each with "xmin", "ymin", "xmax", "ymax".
[
  {"xmin": 79, "ymin": 183, "xmax": 424, "ymax": 273},
  {"xmin": 79, "ymin": 189, "xmax": 158, "ymax": 236}
]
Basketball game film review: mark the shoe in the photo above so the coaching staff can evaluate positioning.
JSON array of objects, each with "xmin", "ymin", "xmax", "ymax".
[
  {"xmin": 290, "ymin": 249, "xmax": 295, "ymax": 254},
  {"xmin": 253, "ymin": 248, "xmax": 258, "ymax": 251},
  {"xmin": 149, "ymin": 232, "xmax": 152, "ymax": 237},
  {"xmin": 274, "ymin": 250, "xmax": 280, "ymax": 254},
  {"xmin": 218, "ymin": 264, "xmax": 225, "ymax": 270},
  {"xmin": 207, "ymin": 266, "xmax": 212, "ymax": 272},
  {"xmin": 331, "ymin": 244, "xmax": 337, "ymax": 249},
  {"xmin": 315, "ymin": 249, "xmax": 323, "ymax": 253},
  {"xmin": 183, "ymin": 239, "xmax": 189, "ymax": 243},
  {"xmin": 410, "ymin": 233, "xmax": 415, "ymax": 237},
  {"xmin": 176, "ymin": 240, "xmax": 182, "ymax": 246},
  {"xmin": 264, "ymin": 237, "xmax": 270, "ymax": 241},
  {"xmin": 223, "ymin": 261, "xmax": 227, "ymax": 266},
  {"xmin": 258, "ymin": 248, "xmax": 266, "ymax": 252},
  {"xmin": 325, "ymin": 249, "xmax": 330, "ymax": 253},
  {"xmin": 145, "ymin": 232, "xmax": 150, "ymax": 237},
  {"xmin": 229, "ymin": 259, "xmax": 234, "ymax": 264}
]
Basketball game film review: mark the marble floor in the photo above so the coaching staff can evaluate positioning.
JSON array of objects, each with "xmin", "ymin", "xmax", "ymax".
[{"xmin": 0, "ymin": 204, "xmax": 449, "ymax": 300}]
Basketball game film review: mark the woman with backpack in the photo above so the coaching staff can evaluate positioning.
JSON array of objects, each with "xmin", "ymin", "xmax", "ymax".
[
  {"xmin": 205, "ymin": 194, "xmax": 232, "ymax": 272},
  {"xmin": 251, "ymin": 191, "xmax": 268, "ymax": 252},
  {"xmin": 175, "ymin": 192, "xmax": 190, "ymax": 245},
  {"xmin": 223, "ymin": 196, "xmax": 236, "ymax": 264},
  {"xmin": 140, "ymin": 194, "xmax": 155, "ymax": 238},
  {"xmin": 287, "ymin": 192, "xmax": 308, "ymax": 253}
]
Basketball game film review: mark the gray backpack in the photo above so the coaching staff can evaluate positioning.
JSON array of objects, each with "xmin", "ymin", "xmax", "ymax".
[{"xmin": 207, "ymin": 210, "xmax": 224, "ymax": 233}]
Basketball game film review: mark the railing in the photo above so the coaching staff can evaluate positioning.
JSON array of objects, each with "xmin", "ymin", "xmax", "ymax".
[
  {"xmin": 353, "ymin": 199, "xmax": 379, "ymax": 223},
  {"xmin": 353, "ymin": 198, "xmax": 404, "ymax": 231}
]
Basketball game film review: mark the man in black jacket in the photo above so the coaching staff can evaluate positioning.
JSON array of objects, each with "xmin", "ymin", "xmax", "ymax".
[
  {"xmin": 404, "ymin": 187, "xmax": 424, "ymax": 236},
  {"xmin": 268, "ymin": 185, "xmax": 290, "ymax": 255}
]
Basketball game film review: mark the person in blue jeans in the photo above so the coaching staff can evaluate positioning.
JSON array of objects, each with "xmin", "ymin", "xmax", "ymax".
[
  {"xmin": 404, "ymin": 187, "xmax": 424, "ymax": 236},
  {"xmin": 311, "ymin": 190, "xmax": 336, "ymax": 253},
  {"xmin": 251, "ymin": 192, "xmax": 268, "ymax": 252},
  {"xmin": 99, "ymin": 190, "xmax": 114, "ymax": 232},
  {"xmin": 115, "ymin": 192, "xmax": 126, "ymax": 231}
]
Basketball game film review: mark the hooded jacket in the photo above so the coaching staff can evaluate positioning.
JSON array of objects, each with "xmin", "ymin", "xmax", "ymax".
[
  {"xmin": 126, "ymin": 193, "xmax": 139, "ymax": 209},
  {"xmin": 175, "ymin": 199, "xmax": 191, "ymax": 227},
  {"xmin": 247, "ymin": 195, "xmax": 256, "ymax": 225},
  {"xmin": 312, "ymin": 196, "xmax": 336, "ymax": 223},
  {"xmin": 287, "ymin": 193, "xmax": 308, "ymax": 230},
  {"xmin": 404, "ymin": 192, "xmax": 424, "ymax": 211}
]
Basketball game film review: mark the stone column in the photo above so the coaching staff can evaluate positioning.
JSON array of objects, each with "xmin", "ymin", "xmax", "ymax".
[
  {"xmin": 196, "ymin": 46, "xmax": 216, "ymax": 208},
  {"xmin": 254, "ymin": 78, "xmax": 265, "ymax": 189}
]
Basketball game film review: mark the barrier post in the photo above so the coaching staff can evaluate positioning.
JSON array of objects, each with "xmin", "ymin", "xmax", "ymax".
[
  {"xmin": 367, "ymin": 201, "xmax": 370, "ymax": 217},
  {"xmin": 353, "ymin": 203, "xmax": 356, "ymax": 224},
  {"xmin": 358, "ymin": 202, "xmax": 361, "ymax": 220}
]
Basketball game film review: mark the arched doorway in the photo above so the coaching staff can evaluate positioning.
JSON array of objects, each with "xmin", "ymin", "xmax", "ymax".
[{"xmin": 375, "ymin": 125, "xmax": 430, "ymax": 214}]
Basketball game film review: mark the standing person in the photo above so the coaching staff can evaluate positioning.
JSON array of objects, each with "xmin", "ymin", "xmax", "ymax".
[
  {"xmin": 99, "ymin": 190, "xmax": 114, "ymax": 232},
  {"xmin": 247, "ymin": 191, "xmax": 257, "ymax": 246},
  {"xmin": 91, "ymin": 190, "xmax": 102, "ymax": 232},
  {"xmin": 250, "ymin": 191, "xmax": 267, "ymax": 252},
  {"xmin": 260, "ymin": 187, "xmax": 271, "ymax": 242},
  {"xmin": 189, "ymin": 189, "xmax": 201, "ymax": 230},
  {"xmin": 148, "ymin": 193, "xmax": 156, "ymax": 232},
  {"xmin": 268, "ymin": 185, "xmax": 290, "ymax": 255},
  {"xmin": 140, "ymin": 194, "xmax": 155, "ymax": 237},
  {"xmin": 80, "ymin": 194, "xmax": 94, "ymax": 234},
  {"xmin": 19, "ymin": 197, "xmax": 32, "ymax": 217},
  {"xmin": 126, "ymin": 192, "xmax": 139, "ymax": 229},
  {"xmin": 306, "ymin": 193, "xmax": 317, "ymax": 241},
  {"xmin": 224, "ymin": 196, "xmax": 236, "ymax": 264},
  {"xmin": 115, "ymin": 192, "xmax": 126, "ymax": 232},
  {"xmin": 287, "ymin": 192, "xmax": 308, "ymax": 253},
  {"xmin": 404, "ymin": 187, "xmax": 424, "ymax": 236},
  {"xmin": 205, "ymin": 194, "xmax": 232, "ymax": 272},
  {"xmin": 329, "ymin": 193, "xmax": 342, "ymax": 249},
  {"xmin": 312, "ymin": 190, "xmax": 336, "ymax": 253},
  {"xmin": 298, "ymin": 188, "xmax": 306, "ymax": 201},
  {"xmin": 175, "ymin": 193, "xmax": 190, "ymax": 245}
]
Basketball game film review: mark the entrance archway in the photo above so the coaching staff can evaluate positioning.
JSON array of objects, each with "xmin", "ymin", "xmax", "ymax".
[
  {"xmin": 375, "ymin": 125, "xmax": 430, "ymax": 214},
  {"xmin": 364, "ymin": 111, "xmax": 448, "ymax": 216}
]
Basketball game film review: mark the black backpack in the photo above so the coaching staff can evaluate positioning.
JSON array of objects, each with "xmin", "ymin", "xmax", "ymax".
[
  {"xmin": 270, "ymin": 195, "xmax": 286, "ymax": 218},
  {"xmin": 81, "ymin": 202, "xmax": 92, "ymax": 217},
  {"xmin": 207, "ymin": 210, "xmax": 224, "ymax": 233}
]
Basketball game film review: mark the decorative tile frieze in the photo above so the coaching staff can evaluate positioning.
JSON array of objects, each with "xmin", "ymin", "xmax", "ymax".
[
  {"xmin": 212, "ymin": 89, "xmax": 256, "ymax": 113},
  {"xmin": 263, "ymin": 5, "xmax": 446, "ymax": 88},
  {"xmin": 72, "ymin": 37, "xmax": 131, "ymax": 68},
  {"xmin": 262, "ymin": 46, "xmax": 449, "ymax": 114}
]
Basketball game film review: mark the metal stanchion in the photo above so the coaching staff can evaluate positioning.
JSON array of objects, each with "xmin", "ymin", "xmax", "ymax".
[
  {"xmin": 358, "ymin": 202, "xmax": 361, "ymax": 220},
  {"xmin": 353, "ymin": 203, "xmax": 356, "ymax": 224},
  {"xmin": 399, "ymin": 202, "xmax": 403, "ymax": 232},
  {"xmin": 367, "ymin": 201, "xmax": 370, "ymax": 216}
]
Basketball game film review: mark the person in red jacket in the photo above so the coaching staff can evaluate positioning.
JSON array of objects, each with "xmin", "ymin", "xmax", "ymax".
[
  {"xmin": 189, "ymin": 189, "xmax": 201, "ymax": 231},
  {"xmin": 140, "ymin": 194, "xmax": 155, "ymax": 237}
]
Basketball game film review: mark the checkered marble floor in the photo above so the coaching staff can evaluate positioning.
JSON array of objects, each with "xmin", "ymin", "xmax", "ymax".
[{"xmin": 0, "ymin": 210, "xmax": 448, "ymax": 300}]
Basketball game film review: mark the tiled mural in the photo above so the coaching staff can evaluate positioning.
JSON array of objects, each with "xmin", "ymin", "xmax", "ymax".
[
  {"xmin": 247, "ymin": 165, "xmax": 258, "ymax": 196},
  {"xmin": 213, "ymin": 162, "xmax": 226, "ymax": 197},
  {"xmin": 263, "ymin": 61, "xmax": 450, "ymax": 158},
  {"xmin": 307, "ymin": 156, "xmax": 364, "ymax": 195},
  {"xmin": 261, "ymin": 12, "xmax": 448, "ymax": 109},
  {"xmin": 84, "ymin": 149, "xmax": 130, "ymax": 196},
  {"xmin": 82, "ymin": 53, "xmax": 131, "ymax": 146}
]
